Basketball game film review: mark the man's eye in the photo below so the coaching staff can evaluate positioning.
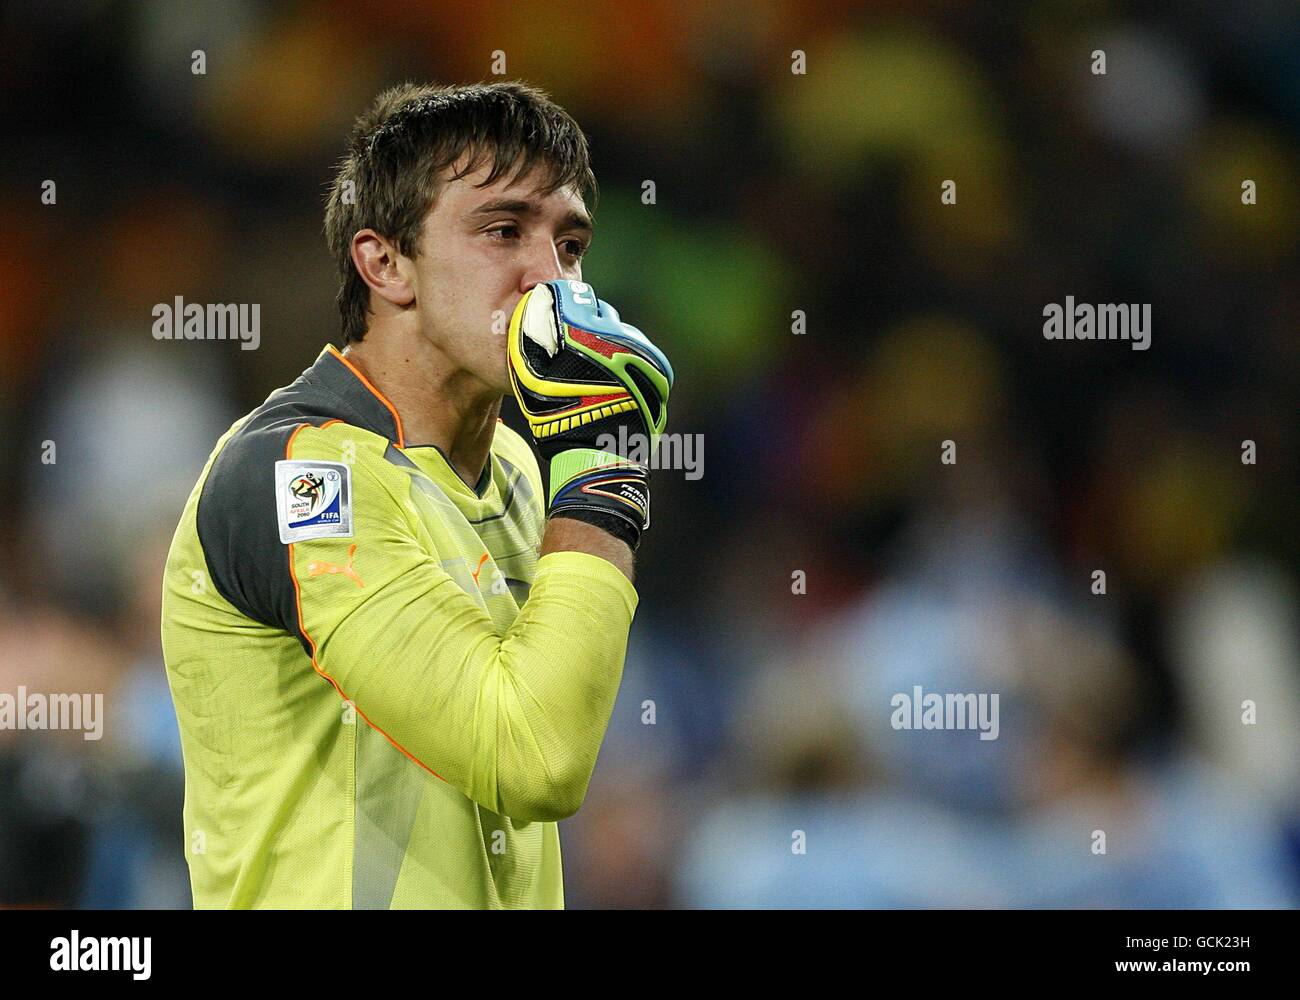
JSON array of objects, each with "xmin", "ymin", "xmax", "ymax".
[{"xmin": 487, "ymin": 226, "xmax": 586, "ymax": 260}]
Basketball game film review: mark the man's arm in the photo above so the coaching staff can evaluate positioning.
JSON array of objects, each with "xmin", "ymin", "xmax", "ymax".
[
  {"xmin": 288, "ymin": 438, "xmax": 636, "ymax": 824},
  {"xmin": 185, "ymin": 409, "xmax": 635, "ymax": 831}
]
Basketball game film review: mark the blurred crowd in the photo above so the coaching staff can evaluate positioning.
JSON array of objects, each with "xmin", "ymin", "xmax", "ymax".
[{"xmin": 1, "ymin": 1, "xmax": 1296, "ymax": 908}]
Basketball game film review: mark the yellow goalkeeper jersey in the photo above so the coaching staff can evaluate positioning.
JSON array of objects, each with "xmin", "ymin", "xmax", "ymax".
[{"xmin": 161, "ymin": 344, "xmax": 637, "ymax": 909}]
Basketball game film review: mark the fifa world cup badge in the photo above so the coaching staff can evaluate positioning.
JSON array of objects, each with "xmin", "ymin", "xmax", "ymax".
[{"xmin": 275, "ymin": 460, "xmax": 353, "ymax": 543}]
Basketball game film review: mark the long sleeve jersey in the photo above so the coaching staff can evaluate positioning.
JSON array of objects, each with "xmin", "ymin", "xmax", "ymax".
[{"xmin": 160, "ymin": 344, "xmax": 637, "ymax": 908}]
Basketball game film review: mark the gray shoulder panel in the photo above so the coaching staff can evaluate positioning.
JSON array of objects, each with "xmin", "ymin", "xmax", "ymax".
[
  {"xmin": 196, "ymin": 352, "xmax": 395, "ymax": 650},
  {"xmin": 197, "ymin": 402, "xmax": 305, "ymax": 640}
]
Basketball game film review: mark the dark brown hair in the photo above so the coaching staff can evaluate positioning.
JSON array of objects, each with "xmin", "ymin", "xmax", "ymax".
[{"xmin": 324, "ymin": 80, "xmax": 597, "ymax": 344}]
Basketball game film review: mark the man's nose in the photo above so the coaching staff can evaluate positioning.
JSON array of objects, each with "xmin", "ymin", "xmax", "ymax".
[{"xmin": 519, "ymin": 240, "xmax": 565, "ymax": 293}]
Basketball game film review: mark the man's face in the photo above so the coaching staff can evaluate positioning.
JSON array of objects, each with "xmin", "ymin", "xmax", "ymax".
[{"xmin": 407, "ymin": 157, "xmax": 592, "ymax": 394}]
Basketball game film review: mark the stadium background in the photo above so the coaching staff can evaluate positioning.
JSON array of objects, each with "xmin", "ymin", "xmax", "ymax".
[{"xmin": 0, "ymin": 1, "xmax": 1296, "ymax": 908}]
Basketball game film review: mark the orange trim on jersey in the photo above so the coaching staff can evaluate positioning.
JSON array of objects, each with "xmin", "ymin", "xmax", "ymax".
[
  {"xmin": 325, "ymin": 345, "xmax": 406, "ymax": 447},
  {"xmin": 285, "ymin": 420, "xmax": 446, "ymax": 783}
]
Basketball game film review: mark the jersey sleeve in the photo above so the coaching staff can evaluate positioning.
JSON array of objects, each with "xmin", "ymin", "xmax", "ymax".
[{"xmin": 284, "ymin": 423, "xmax": 638, "ymax": 823}]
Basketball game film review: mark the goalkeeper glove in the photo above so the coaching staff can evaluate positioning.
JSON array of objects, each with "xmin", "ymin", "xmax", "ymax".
[{"xmin": 507, "ymin": 280, "xmax": 673, "ymax": 550}]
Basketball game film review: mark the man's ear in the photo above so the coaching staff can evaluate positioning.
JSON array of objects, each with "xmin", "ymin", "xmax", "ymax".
[{"xmin": 351, "ymin": 229, "xmax": 415, "ymax": 307}]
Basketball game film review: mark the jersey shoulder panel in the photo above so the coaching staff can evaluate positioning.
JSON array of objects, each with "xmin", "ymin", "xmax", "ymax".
[{"xmin": 195, "ymin": 373, "xmax": 395, "ymax": 635}]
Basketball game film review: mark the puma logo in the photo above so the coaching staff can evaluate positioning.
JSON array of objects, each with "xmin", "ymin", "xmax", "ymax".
[
  {"xmin": 470, "ymin": 551, "xmax": 490, "ymax": 587},
  {"xmin": 307, "ymin": 543, "xmax": 364, "ymax": 588}
]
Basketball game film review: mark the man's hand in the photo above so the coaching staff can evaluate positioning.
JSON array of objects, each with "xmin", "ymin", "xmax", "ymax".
[{"xmin": 508, "ymin": 280, "xmax": 673, "ymax": 550}]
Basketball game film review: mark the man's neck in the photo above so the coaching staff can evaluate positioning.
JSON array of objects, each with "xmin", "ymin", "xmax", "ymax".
[{"xmin": 341, "ymin": 329, "xmax": 501, "ymax": 493}]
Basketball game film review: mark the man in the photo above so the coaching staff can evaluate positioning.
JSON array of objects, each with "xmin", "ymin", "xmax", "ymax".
[{"xmin": 160, "ymin": 81, "xmax": 672, "ymax": 909}]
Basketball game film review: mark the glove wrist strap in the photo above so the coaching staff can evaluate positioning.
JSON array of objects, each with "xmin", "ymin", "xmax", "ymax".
[{"xmin": 548, "ymin": 448, "xmax": 651, "ymax": 548}]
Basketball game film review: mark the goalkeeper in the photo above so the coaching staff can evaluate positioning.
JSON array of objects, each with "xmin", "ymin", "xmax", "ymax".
[{"xmin": 160, "ymin": 81, "xmax": 672, "ymax": 909}]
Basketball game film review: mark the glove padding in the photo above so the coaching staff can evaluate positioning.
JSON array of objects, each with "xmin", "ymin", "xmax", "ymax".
[
  {"xmin": 507, "ymin": 280, "xmax": 673, "ymax": 546},
  {"xmin": 508, "ymin": 280, "xmax": 672, "ymax": 457}
]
